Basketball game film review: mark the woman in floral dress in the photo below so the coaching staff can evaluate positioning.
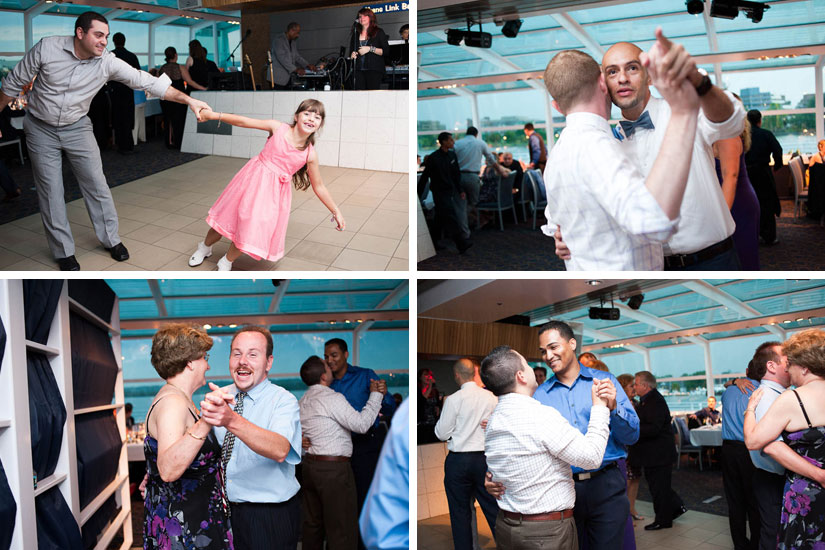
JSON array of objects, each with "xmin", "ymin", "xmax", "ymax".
[
  {"xmin": 143, "ymin": 324, "xmax": 232, "ymax": 550},
  {"xmin": 744, "ymin": 329, "xmax": 825, "ymax": 550}
]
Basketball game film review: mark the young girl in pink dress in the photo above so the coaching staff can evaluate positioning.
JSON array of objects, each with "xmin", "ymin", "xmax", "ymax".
[{"xmin": 188, "ymin": 99, "xmax": 345, "ymax": 270}]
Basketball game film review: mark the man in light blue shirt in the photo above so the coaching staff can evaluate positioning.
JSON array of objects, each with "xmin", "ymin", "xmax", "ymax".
[
  {"xmin": 452, "ymin": 126, "xmax": 506, "ymax": 231},
  {"xmin": 720, "ymin": 361, "xmax": 760, "ymax": 550},
  {"xmin": 359, "ymin": 398, "xmax": 409, "ymax": 550},
  {"xmin": 533, "ymin": 320, "xmax": 639, "ymax": 548},
  {"xmin": 201, "ymin": 326, "xmax": 303, "ymax": 550},
  {"xmin": 748, "ymin": 341, "xmax": 790, "ymax": 550}
]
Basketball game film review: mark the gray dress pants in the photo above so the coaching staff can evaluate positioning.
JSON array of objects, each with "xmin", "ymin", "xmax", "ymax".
[{"xmin": 24, "ymin": 114, "xmax": 120, "ymax": 258}]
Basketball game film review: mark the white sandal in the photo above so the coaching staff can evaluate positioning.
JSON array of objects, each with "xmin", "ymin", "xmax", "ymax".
[{"xmin": 188, "ymin": 241, "xmax": 212, "ymax": 267}]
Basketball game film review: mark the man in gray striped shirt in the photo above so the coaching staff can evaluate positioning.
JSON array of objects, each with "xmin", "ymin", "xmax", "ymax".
[{"xmin": 0, "ymin": 11, "xmax": 211, "ymax": 270}]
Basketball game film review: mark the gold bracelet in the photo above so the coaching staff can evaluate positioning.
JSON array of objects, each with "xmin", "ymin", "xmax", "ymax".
[
  {"xmin": 217, "ymin": 112, "xmax": 222, "ymax": 128},
  {"xmin": 187, "ymin": 429, "xmax": 207, "ymax": 440}
]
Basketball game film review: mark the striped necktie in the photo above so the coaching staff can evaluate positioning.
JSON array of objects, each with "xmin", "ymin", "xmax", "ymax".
[{"xmin": 221, "ymin": 391, "xmax": 247, "ymax": 488}]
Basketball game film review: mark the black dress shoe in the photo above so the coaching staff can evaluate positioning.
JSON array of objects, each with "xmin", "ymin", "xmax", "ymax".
[
  {"xmin": 105, "ymin": 242, "xmax": 130, "ymax": 261},
  {"xmin": 673, "ymin": 505, "xmax": 687, "ymax": 519},
  {"xmin": 644, "ymin": 522, "xmax": 672, "ymax": 531},
  {"xmin": 56, "ymin": 255, "xmax": 80, "ymax": 271}
]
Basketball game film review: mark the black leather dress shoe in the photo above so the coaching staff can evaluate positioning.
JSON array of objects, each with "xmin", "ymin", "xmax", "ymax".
[
  {"xmin": 106, "ymin": 242, "xmax": 130, "ymax": 261},
  {"xmin": 673, "ymin": 505, "xmax": 687, "ymax": 519},
  {"xmin": 56, "ymin": 255, "xmax": 80, "ymax": 271},
  {"xmin": 644, "ymin": 522, "xmax": 672, "ymax": 531}
]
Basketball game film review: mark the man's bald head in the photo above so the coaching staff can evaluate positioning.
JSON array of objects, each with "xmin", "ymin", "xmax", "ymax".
[
  {"xmin": 602, "ymin": 41, "xmax": 651, "ymax": 120},
  {"xmin": 453, "ymin": 357, "xmax": 476, "ymax": 383}
]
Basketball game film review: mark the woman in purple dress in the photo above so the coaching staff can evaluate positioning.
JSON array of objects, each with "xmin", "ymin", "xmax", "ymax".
[{"xmin": 714, "ymin": 111, "xmax": 761, "ymax": 270}]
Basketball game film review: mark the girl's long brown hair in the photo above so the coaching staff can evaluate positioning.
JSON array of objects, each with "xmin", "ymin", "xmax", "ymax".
[{"xmin": 290, "ymin": 99, "xmax": 325, "ymax": 191}]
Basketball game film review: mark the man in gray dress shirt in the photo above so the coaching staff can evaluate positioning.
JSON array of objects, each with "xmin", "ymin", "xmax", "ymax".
[
  {"xmin": 271, "ymin": 22, "xmax": 316, "ymax": 90},
  {"xmin": 0, "ymin": 11, "xmax": 211, "ymax": 270}
]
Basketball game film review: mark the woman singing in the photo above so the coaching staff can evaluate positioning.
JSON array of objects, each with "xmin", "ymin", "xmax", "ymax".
[{"xmin": 349, "ymin": 8, "xmax": 389, "ymax": 90}]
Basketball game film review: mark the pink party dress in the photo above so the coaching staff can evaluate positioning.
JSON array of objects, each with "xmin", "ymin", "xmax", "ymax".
[{"xmin": 206, "ymin": 123, "xmax": 312, "ymax": 261}]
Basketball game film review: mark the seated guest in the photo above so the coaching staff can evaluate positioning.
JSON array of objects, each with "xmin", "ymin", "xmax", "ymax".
[
  {"xmin": 691, "ymin": 395, "xmax": 721, "ymax": 425},
  {"xmin": 481, "ymin": 345, "xmax": 611, "ymax": 550},
  {"xmin": 298, "ymin": 355, "xmax": 386, "ymax": 550},
  {"xmin": 501, "ymin": 152, "xmax": 524, "ymax": 195},
  {"xmin": 143, "ymin": 324, "xmax": 232, "ymax": 549},
  {"xmin": 124, "ymin": 402, "xmax": 135, "ymax": 429}
]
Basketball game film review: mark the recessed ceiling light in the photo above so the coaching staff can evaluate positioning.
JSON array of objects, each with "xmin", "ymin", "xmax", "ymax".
[
  {"xmin": 203, "ymin": 324, "xmax": 212, "ymax": 329},
  {"xmin": 586, "ymin": 280, "xmax": 602, "ymax": 286}
]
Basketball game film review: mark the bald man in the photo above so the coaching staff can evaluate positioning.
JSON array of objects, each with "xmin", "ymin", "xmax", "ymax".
[
  {"xmin": 555, "ymin": 39, "xmax": 745, "ymax": 270},
  {"xmin": 435, "ymin": 358, "xmax": 499, "ymax": 550}
]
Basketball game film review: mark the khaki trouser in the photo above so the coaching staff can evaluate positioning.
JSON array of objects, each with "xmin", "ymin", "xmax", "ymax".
[{"xmin": 495, "ymin": 511, "xmax": 578, "ymax": 550}]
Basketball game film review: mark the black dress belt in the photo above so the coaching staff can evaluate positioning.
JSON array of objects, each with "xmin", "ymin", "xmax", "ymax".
[
  {"xmin": 664, "ymin": 236, "xmax": 733, "ymax": 269},
  {"xmin": 572, "ymin": 461, "xmax": 617, "ymax": 482}
]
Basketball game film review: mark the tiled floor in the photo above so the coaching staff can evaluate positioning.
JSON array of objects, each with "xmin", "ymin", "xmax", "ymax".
[
  {"xmin": 417, "ymin": 500, "xmax": 737, "ymax": 550},
  {"xmin": 0, "ymin": 156, "xmax": 409, "ymax": 271}
]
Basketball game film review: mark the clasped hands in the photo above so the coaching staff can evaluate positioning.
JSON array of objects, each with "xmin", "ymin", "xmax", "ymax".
[
  {"xmin": 369, "ymin": 378, "xmax": 388, "ymax": 395},
  {"xmin": 592, "ymin": 378, "xmax": 617, "ymax": 410},
  {"xmin": 641, "ymin": 27, "xmax": 700, "ymax": 113},
  {"xmin": 199, "ymin": 382, "xmax": 236, "ymax": 427}
]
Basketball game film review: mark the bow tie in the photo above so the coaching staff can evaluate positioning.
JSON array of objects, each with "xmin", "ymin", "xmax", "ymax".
[{"xmin": 619, "ymin": 111, "xmax": 655, "ymax": 137}]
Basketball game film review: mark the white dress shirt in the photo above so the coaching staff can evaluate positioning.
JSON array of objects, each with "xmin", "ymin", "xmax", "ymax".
[
  {"xmin": 434, "ymin": 381, "xmax": 497, "ymax": 452},
  {"xmin": 2, "ymin": 36, "xmax": 171, "ymax": 128},
  {"xmin": 617, "ymin": 93, "xmax": 744, "ymax": 254},
  {"xmin": 453, "ymin": 135, "xmax": 497, "ymax": 172},
  {"xmin": 542, "ymin": 112, "xmax": 678, "ymax": 270},
  {"xmin": 484, "ymin": 393, "xmax": 610, "ymax": 514},
  {"xmin": 749, "ymin": 379, "xmax": 786, "ymax": 475},
  {"xmin": 299, "ymin": 384, "xmax": 382, "ymax": 457}
]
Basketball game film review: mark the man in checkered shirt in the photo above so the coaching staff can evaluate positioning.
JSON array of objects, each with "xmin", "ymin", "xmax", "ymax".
[{"xmin": 480, "ymin": 345, "xmax": 612, "ymax": 550}]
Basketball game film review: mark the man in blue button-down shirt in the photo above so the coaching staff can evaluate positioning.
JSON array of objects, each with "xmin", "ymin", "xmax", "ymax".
[
  {"xmin": 324, "ymin": 338, "xmax": 397, "ymax": 532},
  {"xmin": 533, "ymin": 320, "xmax": 639, "ymax": 548},
  {"xmin": 201, "ymin": 326, "xmax": 303, "ymax": 550}
]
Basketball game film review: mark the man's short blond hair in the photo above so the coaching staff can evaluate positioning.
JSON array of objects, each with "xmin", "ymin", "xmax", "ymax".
[{"xmin": 544, "ymin": 50, "xmax": 602, "ymax": 112}]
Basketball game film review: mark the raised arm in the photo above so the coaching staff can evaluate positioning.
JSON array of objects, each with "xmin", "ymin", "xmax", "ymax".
[
  {"xmin": 199, "ymin": 110, "xmax": 280, "ymax": 133},
  {"xmin": 306, "ymin": 149, "xmax": 345, "ymax": 230},
  {"xmin": 151, "ymin": 395, "xmax": 212, "ymax": 482},
  {"xmin": 330, "ymin": 387, "xmax": 383, "ymax": 435},
  {"xmin": 640, "ymin": 29, "xmax": 700, "ymax": 220},
  {"xmin": 715, "ymin": 137, "xmax": 743, "ymax": 209}
]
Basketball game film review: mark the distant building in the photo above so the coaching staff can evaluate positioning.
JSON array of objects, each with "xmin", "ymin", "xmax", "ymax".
[
  {"xmin": 740, "ymin": 87, "xmax": 789, "ymax": 110},
  {"xmin": 796, "ymin": 93, "xmax": 825, "ymax": 109},
  {"xmin": 418, "ymin": 120, "xmax": 446, "ymax": 131}
]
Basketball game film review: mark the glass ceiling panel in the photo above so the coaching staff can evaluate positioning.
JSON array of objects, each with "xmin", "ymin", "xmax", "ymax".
[
  {"xmin": 279, "ymin": 293, "xmax": 390, "ymax": 313},
  {"xmin": 748, "ymin": 290, "xmax": 825, "ymax": 316},
  {"xmin": 419, "ymin": 43, "xmax": 479, "ymax": 66},
  {"xmin": 419, "ymin": 33, "xmax": 444, "ymax": 46},
  {"xmin": 586, "ymin": 14, "xmax": 706, "ymax": 49},
  {"xmin": 642, "ymin": 284, "xmax": 691, "ymax": 301},
  {"xmin": 418, "ymin": 89, "xmax": 457, "ymax": 98},
  {"xmin": 488, "ymin": 28, "xmax": 581, "ymax": 57},
  {"xmin": 156, "ymin": 279, "xmax": 275, "ymax": 297},
  {"xmin": 0, "ymin": 0, "xmax": 35, "ymax": 8},
  {"xmin": 517, "ymin": 15, "xmax": 562, "ymax": 33},
  {"xmin": 571, "ymin": 0, "xmax": 682, "ymax": 24},
  {"xmin": 287, "ymin": 280, "xmax": 401, "ymax": 293},
  {"xmin": 106, "ymin": 280, "xmax": 152, "ymax": 298},
  {"xmin": 166, "ymin": 296, "xmax": 269, "ymax": 317},
  {"xmin": 717, "ymin": 26, "xmax": 825, "ymax": 53},
  {"xmin": 703, "ymin": 326, "xmax": 774, "ymax": 340},
  {"xmin": 718, "ymin": 279, "xmax": 825, "ymax": 302},
  {"xmin": 716, "ymin": 57, "xmax": 819, "ymax": 72},
  {"xmin": 424, "ymin": 60, "xmax": 515, "ymax": 79},
  {"xmin": 466, "ymin": 81, "xmax": 533, "ymax": 93},
  {"xmin": 666, "ymin": 306, "xmax": 746, "ymax": 328},
  {"xmin": 593, "ymin": 322, "xmax": 661, "ymax": 339},
  {"xmin": 119, "ymin": 300, "xmax": 159, "ymax": 319},
  {"xmin": 643, "ymin": 293, "xmax": 719, "ymax": 318},
  {"xmin": 508, "ymin": 51, "xmax": 562, "ymax": 72}
]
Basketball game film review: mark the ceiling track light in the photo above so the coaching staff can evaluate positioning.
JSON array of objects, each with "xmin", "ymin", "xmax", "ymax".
[
  {"xmin": 685, "ymin": 0, "xmax": 705, "ymax": 15},
  {"xmin": 709, "ymin": 0, "xmax": 769, "ymax": 23},
  {"xmin": 501, "ymin": 19, "xmax": 523, "ymax": 38}
]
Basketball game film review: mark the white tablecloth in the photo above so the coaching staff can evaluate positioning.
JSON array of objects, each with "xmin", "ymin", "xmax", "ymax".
[
  {"xmin": 689, "ymin": 425, "xmax": 723, "ymax": 447},
  {"xmin": 127, "ymin": 442, "xmax": 145, "ymax": 462}
]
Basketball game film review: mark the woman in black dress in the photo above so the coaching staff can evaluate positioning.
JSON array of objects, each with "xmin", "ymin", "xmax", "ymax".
[
  {"xmin": 158, "ymin": 47, "xmax": 205, "ymax": 149},
  {"xmin": 188, "ymin": 41, "xmax": 220, "ymax": 90},
  {"xmin": 349, "ymin": 8, "xmax": 389, "ymax": 90}
]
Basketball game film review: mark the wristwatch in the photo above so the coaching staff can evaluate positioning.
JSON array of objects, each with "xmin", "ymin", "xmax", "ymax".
[{"xmin": 695, "ymin": 68, "xmax": 712, "ymax": 97}]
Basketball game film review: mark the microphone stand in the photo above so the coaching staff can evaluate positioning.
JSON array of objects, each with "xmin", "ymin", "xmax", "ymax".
[
  {"xmin": 227, "ymin": 30, "xmax": 253, "ymax": 89},
  {"xmin": 348, "ymin": 20, "xmax": 360, "ymax": 90}
]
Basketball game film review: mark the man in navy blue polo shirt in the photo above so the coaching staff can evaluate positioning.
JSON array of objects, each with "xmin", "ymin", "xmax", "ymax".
[{"xmin": 324, "ymin": 338, "xmax": 397, "ymax": 519}]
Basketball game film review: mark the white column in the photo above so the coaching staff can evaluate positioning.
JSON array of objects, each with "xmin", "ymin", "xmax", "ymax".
[
  {"xmin": 702, "ymin": 341, "xmax": 714, "ymax": 397},
  {"xmin": 149, "ymin": 16, "xmax": 177, "ymax": 69},
  {"xmin": 212, "ymin": 22, "xmax": 219, "ymax": 66},
  {"xmin": 24, "ymin": 0, "xmax": 50, "ymax": 51},
  {"xmin": 815, "ymin": 56, "xmax": 824, "ymax": 141},
  {"xmin": 470, "ymin": 93, "xmax": 480, "ymax": 135},
  {"xmin": 544, "ymin": 91, "xmax": 555, "ymax": 147}
]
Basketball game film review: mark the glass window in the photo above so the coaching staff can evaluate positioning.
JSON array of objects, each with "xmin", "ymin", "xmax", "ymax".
[
  {"xmin": 0, "ymin": 12, "xmax": 24, "ymax": 52},
  {"xmin": 109, "ymin": 20, "xmax": 149, "ymax": 56},
  {"xmin": 33, "ymin": 14, "xmax": 75, "ymax": 42},
  {"xmin": 154, "ymin": 24, "xmax": 190, "ymax": 61}
]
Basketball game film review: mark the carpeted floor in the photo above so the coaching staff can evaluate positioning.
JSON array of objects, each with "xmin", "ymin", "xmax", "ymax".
[
  {"xmin": 0, "ymin": 137, "xmax": 203, "ymax": 226},
  {"xmin": 418, "ymin": 200, "xmax": 825, "ymax": 271},
  {"xmin": 637, "ymin": 456, "xmax": 728, "ymax": 517}
]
